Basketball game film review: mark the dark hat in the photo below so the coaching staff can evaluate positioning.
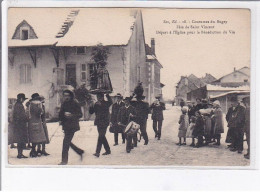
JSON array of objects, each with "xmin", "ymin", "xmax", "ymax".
[
  {"xmin": 31, "ymin": 93, "xmax": 40, "ymax": 99},
  {"xmin": 17, "ymin": 93, "xmax": 28, "ymax": 100},
  {"xmin": 124, "ymin": 97, "xmax": 131, "ymax": 101},
  {"xmin": 155, "ymin": 95, "xmax": 161, "ymax": 99},
  {"xmin": 63, "ymin": 90, "xmax": 74, "ymax": 98},
  {"xmin": 115, "ymin": 93, "xmax": 123, "ymax": 98}
]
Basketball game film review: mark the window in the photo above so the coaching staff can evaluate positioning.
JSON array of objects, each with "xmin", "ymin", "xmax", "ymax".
[
  {"xmin": 76, "ymin": 47, "xmax": 85, "ymax": 54},
  {"xmin": 81, "ymin": 64, "xmax": 87, "ymax": 81},
  {"xmin": 244, "ymin": 79, "xmax": 248, "ymax": 83},
  {"xmin": 21, "ymin": 29, "xmax": 29, "ymax": 40},
  {"xmin": 20, "ymin": 64, "xmax": 32, "ymax": 84},
  {"xmin": 88, "ymin": 63, "xmax": 96, "ymax": 87}
]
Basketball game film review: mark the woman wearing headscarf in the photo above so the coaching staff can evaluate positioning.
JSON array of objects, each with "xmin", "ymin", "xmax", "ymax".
[{"xmin": 211, "ymin": 100, "xmax": 224, "ymax": 146}]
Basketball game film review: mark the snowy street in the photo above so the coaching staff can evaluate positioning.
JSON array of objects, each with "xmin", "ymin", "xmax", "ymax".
[{"xmin": 8, "ymin": 105, "xmax": 250, "ymax": 166}]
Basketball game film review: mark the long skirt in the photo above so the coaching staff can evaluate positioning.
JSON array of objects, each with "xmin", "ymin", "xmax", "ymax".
[
  {"xmin": 28, "ymin": 121, "xmax": 47, "ymax": 144},
  {"xmin": 178, "ymin": 129, "xmax": 187, "ymax": 138},
  {"xmin": 42, "ymin": 122, "xmax": 50, "ymax": 144}
]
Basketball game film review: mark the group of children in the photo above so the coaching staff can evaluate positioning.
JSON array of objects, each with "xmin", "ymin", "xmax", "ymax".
[{"xmin": 177, "ymin": 100, "xmax": 223, "ymax": 148}]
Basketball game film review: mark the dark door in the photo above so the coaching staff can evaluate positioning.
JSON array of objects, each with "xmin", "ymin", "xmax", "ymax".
[{"xmin": 66, "ymin": 64, "xmax": 77, "ymax": 88}]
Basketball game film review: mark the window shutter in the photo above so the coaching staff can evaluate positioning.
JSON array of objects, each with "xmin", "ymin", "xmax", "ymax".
[
  {"xmin": 27, "ymin": 64, "xmax": 32, "ymax": 83},
  {"xmin": 20, "ymin": 64, "xmax": 25, "ymax": 83}
]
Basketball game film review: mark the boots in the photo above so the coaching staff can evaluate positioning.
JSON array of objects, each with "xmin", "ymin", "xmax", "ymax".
[
  {"xmin": 17, "ymin": 147, "xmax": 28, "ymax": 159},
  {"xmin": 41, "ymin": 144, "xmax": 50, "ymax": 156},
  {"xmin": 30, "ymin": 144, "xmax": 38, "ymax": 158}
]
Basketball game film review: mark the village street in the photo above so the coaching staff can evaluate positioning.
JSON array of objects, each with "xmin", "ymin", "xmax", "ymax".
[{"xmin": 8, "ymin": 105, "xmax": 250, "ymax": 167}]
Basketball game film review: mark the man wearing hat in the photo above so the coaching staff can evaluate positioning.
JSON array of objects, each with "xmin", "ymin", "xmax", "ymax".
[
  {"xmin": 58, "ymin": 90, "xmax": 84, "ymax": 165},
  {"xmin": 225, "ymin": 97, "xmax": 237, "ymax": 148},
  {"xmin": 150, "ymin": 95, "xmax": 166, "ymax": 140},
  {"xmin": 13, "ymin": 93, "xmax": 29, "ymax": 158},
  {"xmin": 117, "ymin": 97, "xmax": 137, "ymax": 153},
  {"xmin": 89, "ymin": 93, "xmax": 112, "ymax": 157},
  {"xmin": 130, "ymin": 94, "xmax": 150, "ymax": 145},
  {"xmin": 242, "ymin": 96, "xmax": 250, "ymax": 159},
  {"xmin": 227, "ymin": 96, "xmax": 246, "ymax": 154},
  {"xmin": 110, "ymin": 93, "xmax": 125, "ymax": 146}
]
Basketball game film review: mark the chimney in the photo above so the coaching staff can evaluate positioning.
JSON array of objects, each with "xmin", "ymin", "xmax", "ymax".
[
  {"xmin": 151, "ymin": 38, "xmax": 155, "ymax": 55},
  {"xmin": 234, "ymin": 67, "xmax": 236, "ymax": 72}
]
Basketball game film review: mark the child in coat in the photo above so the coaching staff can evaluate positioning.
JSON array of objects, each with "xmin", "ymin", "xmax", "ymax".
[
  {"xmin": 177, "ymin": 107, "xmax": 189, "ymax": 145},
  {"xmin": 192, "ymin": 111, "xmax": 205, "ymax": 148},
  {"xmin": 186, "ymin": 116, "xmax": 196, "ymax": 146}
]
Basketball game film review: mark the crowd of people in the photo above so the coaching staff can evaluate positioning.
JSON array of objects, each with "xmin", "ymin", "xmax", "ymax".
[
  {"xmin": 178, "ymin": 96, "xmax": 250, "ymax": 160},
  {"xmin": 8, "ymin": 87, "xmax": 250, "ymax": 165},
  {"xmin": 8, "ymin": 85, "xmax": 166, "ymax": 165}
]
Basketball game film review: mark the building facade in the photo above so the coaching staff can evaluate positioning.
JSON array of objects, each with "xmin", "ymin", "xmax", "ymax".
[{"xmin": 8, "ymin": 8, "xmax": 162, "ymax": 118}]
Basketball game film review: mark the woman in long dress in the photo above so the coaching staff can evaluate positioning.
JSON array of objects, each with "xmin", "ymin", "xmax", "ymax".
[
  {"xmin": 28, "ymin": 96, "xmax": 47, "ymax": 157},
  {"xmin": 211, "ymin": 100, "xmax": 224, "ymax": 146}
]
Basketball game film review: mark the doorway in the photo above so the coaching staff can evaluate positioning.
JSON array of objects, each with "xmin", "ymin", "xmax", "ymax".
[{"xmin": 66, "ymin": 64, "xmax": 77, "ymax": 88}]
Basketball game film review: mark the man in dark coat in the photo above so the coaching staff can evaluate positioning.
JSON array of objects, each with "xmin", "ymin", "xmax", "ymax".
[
  {"xmin": 150, "ymin": 96, "xmax": 166, "ymax": 140},
  {"xmin": 110, "ymin": 93, "xmax": 125, "ymax": 146},
  {"xmin": 117, "ymin": 97, "xmax": 137, "ymax": 153},
  {"xmin": 58, "ymin": 90, "xmax": 84, "ymax": 165},
  {"xmin": 89, "ymin": 93, "xmax": 112, "ymax": 157},
  {"xmin": 195, "ymin": 98, "xmax": 203, "ymax": 112},
  {"xmin": 130, "ymin": 95, "xmax": 150, "ymax": 145},
  {"xmin": 229, "ymin": 97, "xmax": 246, "ymax": 154},
  {"xmin": 13, "ymin": 93, "xmax": 29, "ymax": 159},
  {"xmin": 225, "ymin": 98, "xmax": 237, "ymax": 148}
]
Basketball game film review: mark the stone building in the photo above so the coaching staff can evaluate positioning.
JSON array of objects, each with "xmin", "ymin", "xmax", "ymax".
[
  {"xmin": 175, "ymin": 74, "xmax": 216, "ymax": 105},
  {"xmin": 8, "ymin": 8, "xmax": 162, "ymax": 118}
]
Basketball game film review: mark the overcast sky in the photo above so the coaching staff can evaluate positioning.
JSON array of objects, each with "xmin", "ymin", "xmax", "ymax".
[{"xmin": 142, "ymin": 8, "xmax": 250, "ymax": 99}]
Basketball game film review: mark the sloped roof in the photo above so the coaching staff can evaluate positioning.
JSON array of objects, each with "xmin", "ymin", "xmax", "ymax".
[
  {"xmin": 145, "ymin": 43, "xmax": 163, "ymax": 68},
  {"xmin": 8, "ymin": 8, "xmax": 71, "ymax": 47},
  {"xmin": 188, "ymin": 74, "xmax": 205, "ymax": 88},
  {"xmin": 56, "ymin": 8, "xmax": 136, "ymax": 46},
  {"xmin": 201, "ymin": 73, "xmax": 217, "ymax": 84},
  {"xmin": 145, "ymin": 44, "xmax": 153, "ymax": 55},
  {"xmin": 238, "ymin": 66, "xmax": 250, "ymax": 76},
  {"xmin": 213, "ymin": 66, "xmax": 250, "ymax": 83},
  {"xmin": 8, "ymin": 8, "xmax": 137, "ymax": 47}
]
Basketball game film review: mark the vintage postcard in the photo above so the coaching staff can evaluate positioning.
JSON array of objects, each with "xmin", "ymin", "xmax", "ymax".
[{"xmin": 6, "ymin": 7, "xmax": 251, "ymax": 167}]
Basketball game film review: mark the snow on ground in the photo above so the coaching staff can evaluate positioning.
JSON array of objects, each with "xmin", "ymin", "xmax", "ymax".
[{"xmin": 8, "ymin": 105, "xmax": 250, "ymax": 166}]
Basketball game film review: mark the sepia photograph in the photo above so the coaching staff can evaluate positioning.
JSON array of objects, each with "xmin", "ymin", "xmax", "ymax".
[{"xmin": 6, "ymin": 7, "xmax": 251, "ymax": 167}]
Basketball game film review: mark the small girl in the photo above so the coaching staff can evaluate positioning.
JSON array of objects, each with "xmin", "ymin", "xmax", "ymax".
[
  {"xmin": 177, "ymin": 107, "xmax": 189, "ymax": 145},
  {"xmin": 186, "ymin": 116, "xmax": 196, "ymax": 146}
]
